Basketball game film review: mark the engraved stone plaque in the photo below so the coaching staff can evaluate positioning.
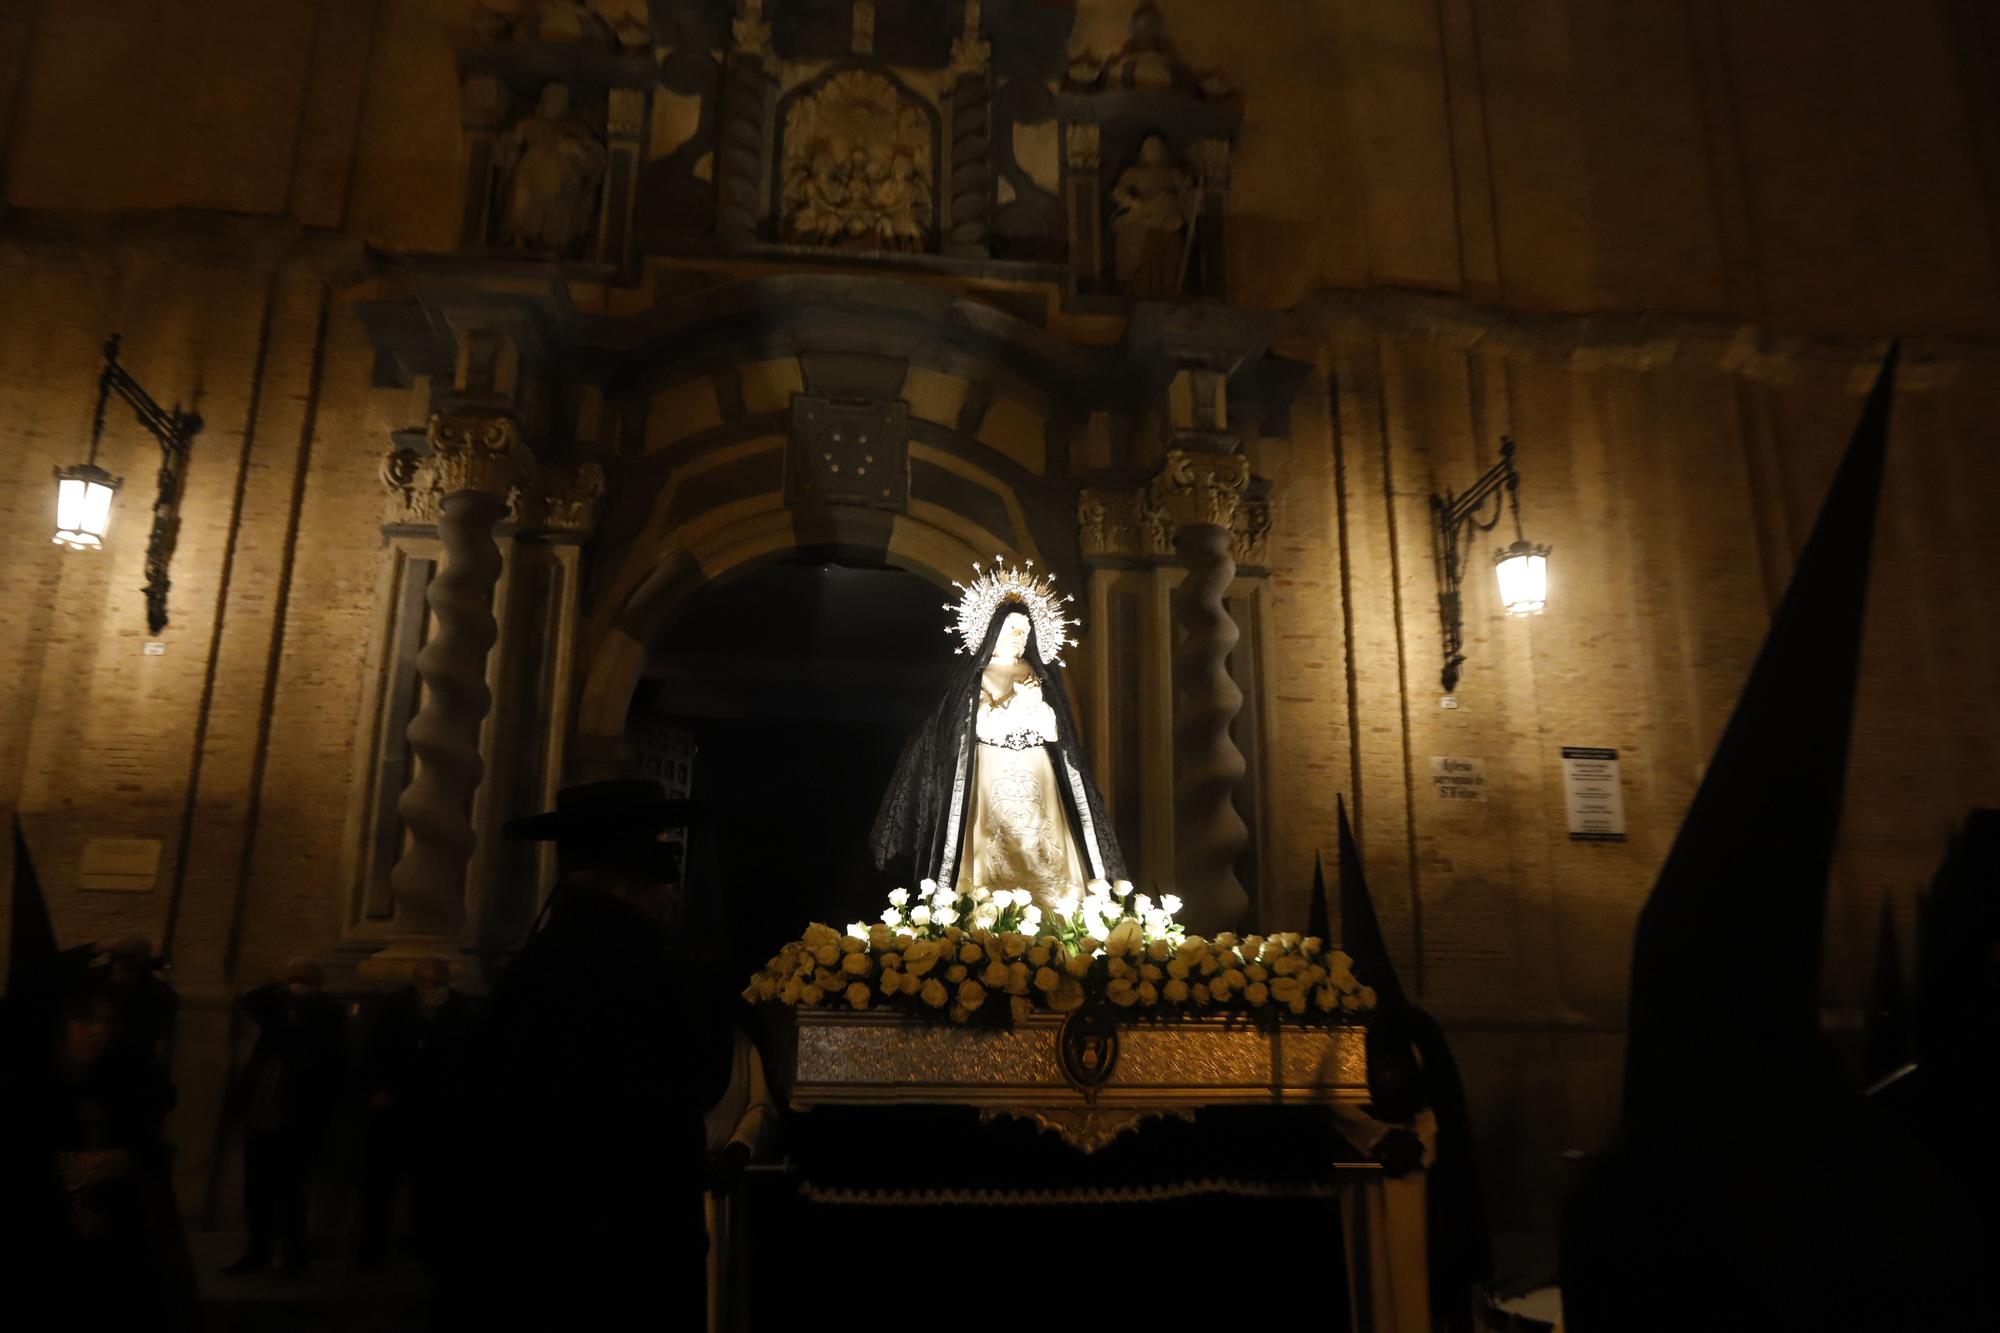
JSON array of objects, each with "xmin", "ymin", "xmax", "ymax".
[{"xmin": 787, "ymin": 394, "xmax": 910, "ymax": 510}]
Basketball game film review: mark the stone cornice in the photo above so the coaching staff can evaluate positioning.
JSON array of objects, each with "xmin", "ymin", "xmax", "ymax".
[{"xmin": 1279, "ymin": 287, "xmax": 1999, "ymax": 388}]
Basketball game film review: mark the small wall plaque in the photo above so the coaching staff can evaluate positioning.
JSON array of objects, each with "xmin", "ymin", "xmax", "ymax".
[
  {"xmin": 1428, "ymin": 756, "xmax": 1487, "ymax": 802},
  {"xmin": 1561, "ymin": 747, "xmax": 1627, "ymax": 842},
  {"xmin": 79, "ymin": 838, "xmax": 163, "ymax": 891}
]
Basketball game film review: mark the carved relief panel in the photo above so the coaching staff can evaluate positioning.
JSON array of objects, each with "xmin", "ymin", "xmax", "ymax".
[{"xmin": 777, "ymin": 68, "xmax": 937, "ymax": 251}]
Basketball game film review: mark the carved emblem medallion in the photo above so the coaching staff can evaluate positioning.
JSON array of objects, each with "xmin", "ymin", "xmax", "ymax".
[
  {"xmin": 1058, "ymin": 1007, "xmax": 1120, "ymax": 1091},
  {"xmin": 780, "ymin": 70, "xmax": 933, "ymax": 252}
]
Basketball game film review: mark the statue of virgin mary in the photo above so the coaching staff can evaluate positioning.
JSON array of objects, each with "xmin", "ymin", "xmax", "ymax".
[{"xmin": 871, "ymin": 559, "xmax": 1124, "ymax": 913}]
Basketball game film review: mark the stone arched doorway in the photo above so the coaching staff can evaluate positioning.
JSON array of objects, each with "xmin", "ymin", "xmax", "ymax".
[{"xmin": 349, "ymin": 271, "xmax": 1301, "ymax": 978}]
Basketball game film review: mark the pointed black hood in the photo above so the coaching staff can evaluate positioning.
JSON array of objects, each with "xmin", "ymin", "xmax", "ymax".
[
  {"xmin": 1337, "ymin": 793, "xmax": 1408, "ymax": 1010},
  {"xmin": 1623, "ymin": 344, "xmax": 1898, "ymax": 1123},
  {"xmin": 1305, "ymin": 852, "xmax": 1330, "ymax": 942}
]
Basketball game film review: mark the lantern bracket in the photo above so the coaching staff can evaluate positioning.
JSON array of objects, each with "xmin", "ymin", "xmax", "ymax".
[
  {"xmin": 88, "ymin": 334, "xmax": 204, "ymax": 635},
  {"xmin": 1430, "ymin": 436, "xmax": 1530, "ymax": 695}
]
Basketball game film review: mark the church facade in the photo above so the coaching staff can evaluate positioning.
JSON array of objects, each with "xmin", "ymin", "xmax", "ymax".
[{"xmin": 2, "ymin": 0, "xmax": 1997, "ymax": 1266}]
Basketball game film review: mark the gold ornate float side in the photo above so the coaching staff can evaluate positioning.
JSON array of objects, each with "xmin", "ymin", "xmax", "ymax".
[{"xmin": 780, "ymin": 1010, "xmax": 1368, "ymax": 1152}]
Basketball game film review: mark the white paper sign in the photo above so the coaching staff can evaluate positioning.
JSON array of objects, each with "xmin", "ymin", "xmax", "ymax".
[
  {"xmin": 1428, "ymin": 756, "xmax": 1487, "ymax": 802},
  {"xmin": 1561, "ymin": 747, "xmax": 1627, "ymax": 842},
  {"xmin": 79, "ymin": 838, "xmax": 163, "ymax": 891}
]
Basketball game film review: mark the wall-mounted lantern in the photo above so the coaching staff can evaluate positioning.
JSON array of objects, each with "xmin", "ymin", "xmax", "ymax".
[
  {"xmin": 54, "ymin": 335, "xmax": 203, "ymax": 634},
  {"xmin": 1431, "ymin": 436, "xmax": 1550, "ymax": 694}
]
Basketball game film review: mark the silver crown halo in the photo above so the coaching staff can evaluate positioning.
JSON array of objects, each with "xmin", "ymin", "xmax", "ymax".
[{"xmin": 943, "ymin": 554, "xmax": 1079, "ymax": 665}]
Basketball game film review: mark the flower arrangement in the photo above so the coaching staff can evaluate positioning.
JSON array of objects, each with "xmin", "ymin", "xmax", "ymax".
[{"xmin": 743, "ymin": 877, "xmax": 1377, "ymax": 1027}]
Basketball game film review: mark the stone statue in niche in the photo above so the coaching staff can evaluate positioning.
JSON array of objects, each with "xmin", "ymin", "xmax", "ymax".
[
  {"xmin": 781, "ymin": 70, "xmax": 933, "ymax": 253},
  {"xmin": 1110, "ymin": 135, "xmax": 1196, "ymax": 297},
  {"xmin": 495, "ymin": 84, "xmax": 608, "ymax": 254}
]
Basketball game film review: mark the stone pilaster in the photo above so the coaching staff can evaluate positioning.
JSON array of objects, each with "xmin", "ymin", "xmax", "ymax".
[
  {"xmin": 364, "ymin": 413, "xmax": 532, "ymax": 978},
  {"xmin": 1152, "ymin": 447, "xmax": 1252, "ymax": 930},
  {"xmin": 717, "ymin": 0, "xmax": 774, "ymax": 245}
]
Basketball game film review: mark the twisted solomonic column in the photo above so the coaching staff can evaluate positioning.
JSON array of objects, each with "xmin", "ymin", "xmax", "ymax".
[
  {"xmin": 1152, "ymin": 448, "xmax": 1253, "ymax": 931},
  {"xmin": 944, "ymin": 9, "xmax": 992, "ymax": 258},
  {"xmin": 374, "ymin": 414, "xmax": 532, "ymax": 968},
  {"xmin": 717, "ymin": 1, "xmax": 773, "ymax": 245}
]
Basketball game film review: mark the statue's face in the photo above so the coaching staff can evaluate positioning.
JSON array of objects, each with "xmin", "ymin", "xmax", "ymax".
[
  {"xmin": 1140, "ymin": 136, "xmax": 1168, "ymax": 165},
  {"xmin": 992, "ymin": 611, "xmax": 1032, "ymax": 663}
]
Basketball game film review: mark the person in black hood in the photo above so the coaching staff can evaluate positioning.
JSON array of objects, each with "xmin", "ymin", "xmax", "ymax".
[{"xmin": 452, "ymin": 779, "xmax": 713, "ymax": 1327}]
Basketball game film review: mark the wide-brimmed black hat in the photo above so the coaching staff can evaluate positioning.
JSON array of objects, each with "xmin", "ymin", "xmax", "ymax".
[{"xmin": 502, "ymin": 779, "xmax": 699, "ymax": 844}]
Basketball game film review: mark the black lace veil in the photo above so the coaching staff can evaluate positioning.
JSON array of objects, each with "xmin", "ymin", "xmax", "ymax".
[{"xmin": 870, "ymin": 597, "xmax": 1125, "ymax": 887}]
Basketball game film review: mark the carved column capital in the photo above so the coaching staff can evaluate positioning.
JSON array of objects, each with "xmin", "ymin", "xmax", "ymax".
[
  {"xmin": 731, "ymin": 0, "xmax": 772, "ymax": 59},
  {"xmin": 1078, "ymin": 487, "xmax": 1173, "ymax": 562},
  {"xmin": 517, "ymin": 462, "xmax": 606, "ymax": 537},
  {"xmin": 428, "ymin": 413, "xmax": 534, "ymax": 500},
  {"xmin": 1231, "ymin": 496, "xmax": 1272, "ymax": 567},
  {"xmin": 950, "ymin": 33, "xmax": 992, "ymax": 78},
  {"xmin": 1150, "ymin": 448, "xmax": 1249, "ymax": 533},
  {"xmin": 1065, "ymin": 122, "xmax": 1101, "ymax": 171}
]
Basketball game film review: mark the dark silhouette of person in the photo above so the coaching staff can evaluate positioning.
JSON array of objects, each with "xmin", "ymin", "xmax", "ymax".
[
  {"xmin": 101, "ymin": 935, "xmax": 179, "ymax": 1139},
  {"xmin": 35, "ymin": 974, "xmax": 198, "ymax": 1326},
  {"xmin": 355, "ymin": 955, "xmax": 478, "ymax": 1272},
  {"xmin": 450, "ymin": 780, "xmax": 713, "ymax": 1327},
  {"xmin": 222, "ymin": 956, "xmax": 346, "ymax": 1276}
]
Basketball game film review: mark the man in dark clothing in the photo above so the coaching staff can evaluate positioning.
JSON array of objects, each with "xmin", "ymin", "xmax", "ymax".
[
  {"xmin": 356, "ymin": 955, "xmax": 477, "ymax": 1271},
  {"xmin": 101, "ymin": 935, "xmax": 179, "ymax": 1141},
  {"xmin": 452, "ymin": 780, "xmax": 712, "ymax": 1326},
  {"xmin": 223, "ymin": 956, "xmax": 346, "ymax": 1276}
]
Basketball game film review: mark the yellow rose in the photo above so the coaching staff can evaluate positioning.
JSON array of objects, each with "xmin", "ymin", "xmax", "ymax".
[
  {"xmin": 800, "ymin": 984, "xmax": 825, "ymax": 1006},
  {"xmin": 1272, "ymin": 956, "xmax": 1302, "ymax": 977},
  {"xmin": 958, "ymin": 942, "xmax": 983, "ymax": 965},
  {"xmin": 1245, "ymin": 981, "xmax": 1270, "ymax": 1006},
  {"xmin": 802, "ymin": 923, "xmax": 839, "ymax": 947},
  {"xmin": 780, "ymin": 979, "xmax": 803, "ymax": 1005},
  {"xmin": 845, "ymin": 982, "xmax": 871, "ymax": 1009},
  {"xmin": 1245, "ymin": 963, "xmax": 1269, "ymax": 983},
  {"xmin": 1006, "ymin": 961, "xmax": 1031, "ymax": 994},
  {"xmin": 1009, "ymin": 996, "xmax": 1035, "ymax": 1024},
  {"xmin": 1302, "ymin": 936, "xmax": 1324, "ymax": 956},
  {"xmin": 1270, "ymin": 977, "xmax": 1304, "ymax": 1005},
  {"xmin": 1222, "ymin": 968, "xmax": 1247, "ymax": 990},
  {"xmin": 945, "ymin": 963, "xmax": 968, "ymax": 984},
  {"xmin": 982, "ymin": 959, "xmax": 1009, "ymax": 989},
  {"xmin": 1166, "ymin": 958, "xmax": 1190, "ymax": 981},
  {"xmin": 813, "ymin": 943, "xmax": 840, "ymax": 967},
  {"xmin": 1315, "ymin": 985, "xmax": 1337, "ymax": 1011},
  {"xmin": 1178, "ymin": 937, "xmax": 1210, "ymax": 962},
  {"xmin": 1136, "ymin": 981, "xmax": 1159, "ymax": 1006},
  {"xmin": 1027, "ymin": 945, "xmax": 1051, "ymax": 967},
  {"xmin": 879, "ymin": 970, "xmax": 904, "ymax": 997},
  {"xmin": 904, "ymin": 940, "xmax": 941, "ymax": 976},
  {"xmin": 1330, "ymin": 949, "xmax": 1354, "ymax": 971},
  {"xmin": 920, "ymin": 978, "xmax": 948, "ymax": 1008},
  {"xmin": 1192, "ymin": 982, "xmax": 1211, "ymax": 1005},
  {"xmin": 1199, "ymin": 955, "xmax": 1221, "ymax": 977},
  {"xmin": 950, "ymin": 1005, "xmax": 971, "ymax": 1024},
  {"xmin": 868, "ymin": 924, "xmax": 895, "ymax": 952},
  {"xmin": 1064, "ymin": 954, "xmax": 1094, "ymax": 979},
  {"xmin": 1164, "ymin": 978, "xmax": 1190, "ymax": 1003},
  {"xmin": 1106, "ymin": 959, "xmax": 1133, "ymax": 981},
  {"xmin": 841, "ymin": 934, "xmax": 867, "ymax": 954},
  {"xmin": 1213, "ymin": 932, "xmax": 1239, "ymax": 949},
  {"xmin": 1139, "ymin": 963, "xmax": 1163, "ymax": 983},
  {"xmin": 1243, "ymin": 935, "xmax": 1266, "ymax": 958},
  {"xmin": 879, "ymin": 952, "xmax": 902, "ymax": 971},
  {"xmin": 999, "ymin": 933, "xmax": 1028, "ymax": 960},
  {"xmin": 1357, "ymin": 985, "xmax": 1377, "ymax": 1008},
  {"xmin": 958, "ymin": 979, "xmax": 987, "ymax": 1011},
  {"xmin": 1106, "ymin": 978, "xmax": 1137, "ymax": 1007},
  {"xmin": 1049, "ymin": 978, "xmax": 1085, "ymax": 1013},
  {"xmin": 814, "ymin": 968, "xmax": 841, "ymax": 992},
  {"xmin": 1209, "ymin": 981, "xmax": 1232, "ymax": 1004},
  {"xmin": 1147, "ymin": 938, "xmax": 1171, "ymax": 963},
  {"xmin": 1287, "ymin": 993, "xmax": 1309, "ymax": 1015},
  {"xmin": 1034, "ymin": 966, "xmax": 1061, "ymax": 993},
  {"xmin": 1340, "ymin": 991, "xmax": 1363, "ymax": 1011},
  {"xmin": 842, "ymin": 952, "xmax": 871, "ymax": 976}
]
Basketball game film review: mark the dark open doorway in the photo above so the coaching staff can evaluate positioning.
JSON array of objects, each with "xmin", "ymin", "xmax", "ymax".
[{"xmin": 627, "ymin": 557, "xmax": 952, "ymax": 980}]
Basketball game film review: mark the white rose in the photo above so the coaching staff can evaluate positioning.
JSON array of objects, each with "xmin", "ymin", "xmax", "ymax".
[
  {"xmin": 846, "ymin": 922, "xmax": 869, "ymax": 940},
  {"xmin": 910, "ymin": 904, "xmax": 932, "ymax": 926},
  {"xmin": 881, "ymin": 907, "xmax": 903, "ymax": 928},
  {"xmin": 1160, "ymin": 894, "xmax": 1183, "ymax": 917},
  {"xmin": 1134, "ymin": 893, "xmax": 1153, "ymax": 916},
  {"xmin": 934, "ymin": 907, "xmax": 959, "ymax": 927},
  {"xmin": 888, "ymin": 888, "xmax": 910, "ymax": 907},
  {"xmin": 918, "ymin": 878, "xmax": 939, "ymax": 899},
  {"xmin": 1105, "ymin": 918, "xmax": 1144, "ymax": 958},
  {"xmin": 1112, "ymin": 879, "xmax": 1135, "ymax": 899}
]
